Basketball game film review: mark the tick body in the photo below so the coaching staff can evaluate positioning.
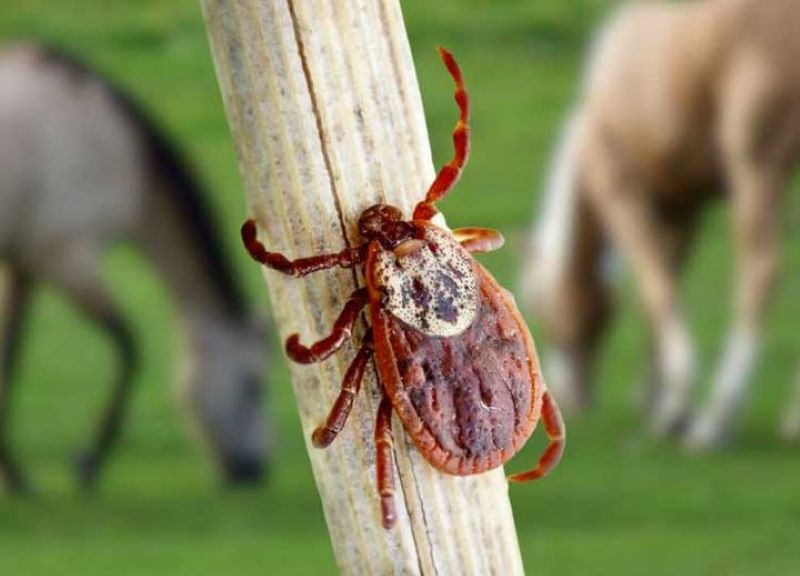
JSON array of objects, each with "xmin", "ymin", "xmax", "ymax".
[{"xmin": 242, "ymin": 47, "xmax": 565, "ymax": 529}]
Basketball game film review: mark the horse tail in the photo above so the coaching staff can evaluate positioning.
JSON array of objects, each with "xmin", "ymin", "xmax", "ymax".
[{"xmin": 520, "ymin": 110, "xmax": 587, "ymax": 314}]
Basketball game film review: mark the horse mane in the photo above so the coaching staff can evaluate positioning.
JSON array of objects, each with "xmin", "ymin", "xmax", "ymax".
[{"xmin": 33, "ymin": 43, "xmax": 249, "ymax": 319}]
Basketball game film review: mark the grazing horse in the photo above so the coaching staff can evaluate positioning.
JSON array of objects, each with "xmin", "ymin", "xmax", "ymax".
[
  {"xmin": 0, "ymin": 43, "xmax": 269, "ymax": 491},
  {"xmin": 520, "ymin": 0, "xmax": 800, "ymax": 449}
]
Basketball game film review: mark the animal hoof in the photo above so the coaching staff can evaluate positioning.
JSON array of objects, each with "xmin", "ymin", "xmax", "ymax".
[
  {"xmin": 223, "ymin": 456, "xmax": 267, "ymax": 487},
  {"xmin": 682, "ymin": 415, "xmax": 730, "ymax": 452}
]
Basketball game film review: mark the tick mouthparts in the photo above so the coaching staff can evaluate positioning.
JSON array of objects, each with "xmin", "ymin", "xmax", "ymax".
[{"xmin": 394, "ymin": 239, "xmax": 425, "ymax": 258}]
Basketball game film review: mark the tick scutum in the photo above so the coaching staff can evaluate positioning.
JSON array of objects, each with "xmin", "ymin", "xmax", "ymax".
[{"xmin": 372, "ymin": 263, "xmax": 538, "ymax": 475}]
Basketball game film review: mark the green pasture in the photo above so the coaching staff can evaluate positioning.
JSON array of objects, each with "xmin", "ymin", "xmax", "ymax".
[{"xmin": 1, "ymin": 1, "xmax": 799, "ymax": 574}]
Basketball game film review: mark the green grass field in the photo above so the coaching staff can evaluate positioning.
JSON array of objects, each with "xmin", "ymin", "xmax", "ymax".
[{"xmin": 2, "ymin": 1, "xmax": 800, "ymax": 574}]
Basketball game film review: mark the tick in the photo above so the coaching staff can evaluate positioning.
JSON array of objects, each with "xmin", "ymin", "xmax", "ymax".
[{"xmin": 241, "ymin": 47, "xmax": 565, "ymax": 529}]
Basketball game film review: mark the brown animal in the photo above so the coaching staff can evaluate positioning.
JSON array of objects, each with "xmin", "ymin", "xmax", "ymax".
[{"xmin": 521, "ymin": 0, "xmax": 800, "ymax": 448}]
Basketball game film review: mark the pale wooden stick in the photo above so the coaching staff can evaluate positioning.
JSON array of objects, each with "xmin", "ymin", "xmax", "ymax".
[{"xmin": 200, "ymin": 1, "xmax": 525, "ymax": 573}]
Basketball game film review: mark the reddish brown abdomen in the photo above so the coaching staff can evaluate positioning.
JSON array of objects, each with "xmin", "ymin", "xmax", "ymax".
[{"xmin": 372, "ymin": 263, "xmax": 542, "ymax": 475}]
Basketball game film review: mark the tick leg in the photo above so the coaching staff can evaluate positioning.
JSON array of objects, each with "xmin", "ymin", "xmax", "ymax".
[
  {"xmin": 241, "ymin": 219, "xmax": 366, "ymax": 277},
  {"xmin": 375, "ymin": 393, "xmax": 397, "ymax": 529},
  {"xmin": 35, "ymin": 246, "xmax": 139, "ymax": 491},
  {"xmin": 413, "ymin": 47, "xmax": 470, "ymax": 221},
  {"xmin": 507, "ymin": 390, "xmax": 565, "ymax": 483},
  {"xmin": 285, "ymin": 288, "xmax": 369, "ymax": 364},
  {"xmin": 312, "ymin": 331, "xmax": 374, "ymax": 448},
  {"xmin": 453, "ymin": 227, "xmax": 505, "ymax": 253}
]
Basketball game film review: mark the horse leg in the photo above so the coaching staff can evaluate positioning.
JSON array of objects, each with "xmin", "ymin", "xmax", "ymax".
[
  {"xmin": 0, "ymin": 267, "xmax": 33, "ymax": 493},
  {"xmin": 685, "ymin": 166, "xmax": 781, "ymax": 450},
  {"xmin": 39, "ymin": 246, "xmax": 138, "ymax": 490},
  {"xmin": 684, "ymin": 47, "xmax": 786, "ymax": 449},
  {"xmin": 586, "ymin": 162, "xmax": 695, "ymax": 436},
  {"xmin": 638, "ymin": 211, "xmax": 698, "ymax": 418},
  {"xmin": 75, "ymin": 305, "xmax": 137, "ymax": 490}
]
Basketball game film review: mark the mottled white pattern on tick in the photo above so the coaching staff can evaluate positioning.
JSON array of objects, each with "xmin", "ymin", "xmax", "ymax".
[{"xmin": 373, "ymin": 226, "xmax": 478, "ymax": 337}]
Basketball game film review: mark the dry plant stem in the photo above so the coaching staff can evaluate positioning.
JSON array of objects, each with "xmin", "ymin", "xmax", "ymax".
[{"xmin": 201, "ymin": 0, "xmax": 525, "ymax": 573}]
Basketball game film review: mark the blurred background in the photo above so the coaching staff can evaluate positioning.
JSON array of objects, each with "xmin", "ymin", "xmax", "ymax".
[{"xmin": 1, "ymin": 0, "xmax": 799, "ymax": 574}]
